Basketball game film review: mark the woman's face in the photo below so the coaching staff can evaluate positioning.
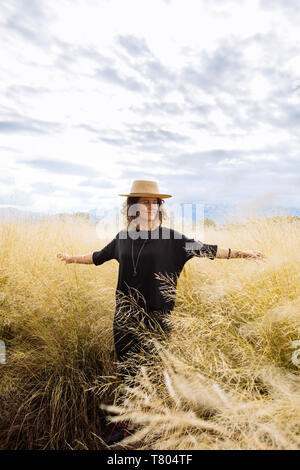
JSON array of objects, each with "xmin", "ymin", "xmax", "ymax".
[{"xmin": 137, "ymin": 196, "xmax": 159, "ymax": 221}]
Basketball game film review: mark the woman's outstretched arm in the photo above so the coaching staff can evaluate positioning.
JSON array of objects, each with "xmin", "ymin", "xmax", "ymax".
[
  {"xmin": 57, "ymin": 234, "xmax": 119, "ymax": 266},
  {"xmin": 215, "ymin": 247, "xmax": 265, "ymax": 260},
  {"xmin": 57, "ymin": 253, "xmax": 93, "ymax": 264}
]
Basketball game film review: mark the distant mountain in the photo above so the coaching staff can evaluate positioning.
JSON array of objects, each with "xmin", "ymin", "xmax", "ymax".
[
  {"xmin": 0, "ymin": 207, "xmax": 44, "ymax": 221},
  {"xmin": 0, "ymin": 207, "xmax": 106, "ymax": 225},
  {"xmin": 204, "ymin": 203, "xmax": 235, "ymax": 224},
  {"xmin": 0, "ymin": 204, "xmax": 299, "ymax": 226},
  {"xmin": 204, "ymin": 203, "xmax": 300, "ymax": 225}
]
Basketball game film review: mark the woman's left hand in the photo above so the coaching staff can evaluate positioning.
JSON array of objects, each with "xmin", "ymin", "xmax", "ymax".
[{"xmin": 241, "ymin": 250, "xmax": 266, "ymax": 260}]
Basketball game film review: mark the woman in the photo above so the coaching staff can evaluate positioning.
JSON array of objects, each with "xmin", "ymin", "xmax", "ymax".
[{"xmin": 57, "ymin": 180, "xmax": 265, "ymax": 444}]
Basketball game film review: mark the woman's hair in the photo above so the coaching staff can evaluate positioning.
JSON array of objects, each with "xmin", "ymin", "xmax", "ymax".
[{"xmin": 120, "ymin": 196, "xmax": 168, "ymax": 230}]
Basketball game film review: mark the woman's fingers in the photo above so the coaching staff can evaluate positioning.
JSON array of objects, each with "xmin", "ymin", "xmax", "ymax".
[
  {"xmin": 243, "ymin": 250, "xmax": 266, "ymax": 260},
  {"xmin": 56, "ymin": 253, "xmax": 70, "ymax": 263},
  {"xmin": 252, "ymin": 250, "xmax": 264, "ymax": 258},
  {"xmin": 255, "ymin": 251, "xmax": 266, "ymax": 259}
]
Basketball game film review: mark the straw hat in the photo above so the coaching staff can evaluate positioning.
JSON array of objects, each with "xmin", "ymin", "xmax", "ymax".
[{"xmin": 119, "ymin": 180, "xmax": 172, "ymax": 198}]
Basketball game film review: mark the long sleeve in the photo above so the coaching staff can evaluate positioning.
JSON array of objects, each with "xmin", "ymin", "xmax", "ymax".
[
  {"xmin": 179, "ymin": 233, "xmax": 218, "ymax": 264},
  {"xmin": 92, "ymin": 234, "xmax": 119, "ymax": 266}
]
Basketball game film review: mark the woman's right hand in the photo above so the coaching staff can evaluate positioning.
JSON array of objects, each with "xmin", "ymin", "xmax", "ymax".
[{"xmin": 57, "ymin": 253, "xmax": 74, "ymax": 264}]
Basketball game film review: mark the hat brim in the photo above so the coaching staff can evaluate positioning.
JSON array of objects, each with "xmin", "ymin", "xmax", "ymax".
[{"xmin": 119, "ymin": 193, "xmax": 172, "ymax": 198}]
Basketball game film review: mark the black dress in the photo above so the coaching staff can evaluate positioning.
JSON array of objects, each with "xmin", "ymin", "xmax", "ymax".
[{"xmin": 92, "ymin": 225, "xmax": 218, "ymax": 378}]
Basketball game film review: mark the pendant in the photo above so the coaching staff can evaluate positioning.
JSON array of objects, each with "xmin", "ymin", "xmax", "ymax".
[{"xmin": 133, "ymin": 271, "xmax": 137, "ymax": 277}]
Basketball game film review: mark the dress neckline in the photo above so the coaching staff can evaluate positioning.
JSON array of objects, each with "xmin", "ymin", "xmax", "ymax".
[
  {"xmin": 128, "ymin": 225, "xmax": 162, "ymax": 239},
  {"xmin": 138, "ymin": 225, "xmax": 160, "ymax": 234}
]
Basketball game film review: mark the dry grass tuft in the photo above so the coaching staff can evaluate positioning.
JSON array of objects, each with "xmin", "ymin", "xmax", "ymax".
[{"xmin": 1, "ymin": 215, "xmax": 300, "ymax": 449}]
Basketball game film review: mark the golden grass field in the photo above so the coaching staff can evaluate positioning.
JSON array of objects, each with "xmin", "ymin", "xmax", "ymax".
[{"xmin": 0, "ymin": 214, "xmax": 300, "ymax": 449}]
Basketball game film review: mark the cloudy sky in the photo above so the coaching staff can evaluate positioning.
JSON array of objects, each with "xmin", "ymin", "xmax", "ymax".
[{"xmin": 0, "ymin": 0, "xmax": 300, "ymax": 218}]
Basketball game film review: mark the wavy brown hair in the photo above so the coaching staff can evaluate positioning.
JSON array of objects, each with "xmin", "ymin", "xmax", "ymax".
[{"xmin": 120, "ymin": 196, "xmax": 169, "ymax": 230}]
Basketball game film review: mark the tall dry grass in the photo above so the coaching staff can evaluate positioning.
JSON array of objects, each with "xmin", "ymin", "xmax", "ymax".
[
  {"xmin": 0, "ymin": 217, "xmax": 121, "ymax": 449},
  {"xmin": 0, "ymin": 214, "xmax": 300, "ymax": 449}
]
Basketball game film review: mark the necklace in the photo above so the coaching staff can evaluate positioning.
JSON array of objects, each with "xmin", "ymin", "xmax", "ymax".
[{"xmin": 131, "ymin": 238, "xmax": 148, "ymax": 277}]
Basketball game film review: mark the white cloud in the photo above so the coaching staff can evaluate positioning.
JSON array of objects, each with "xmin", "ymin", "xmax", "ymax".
[{"xmin": 0, "ymin": 0, "xmax": 300, "ymax": 216}]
